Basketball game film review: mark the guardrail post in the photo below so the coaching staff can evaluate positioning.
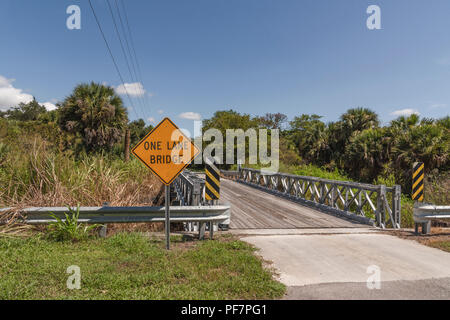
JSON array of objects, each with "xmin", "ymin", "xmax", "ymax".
[
  {"xmin": 99, "ymin": 202, "xmax": 109, "ymax": 237},
  {"xmin": 192, "ymin": 182, "xmax": 201, "ymax": 206}
]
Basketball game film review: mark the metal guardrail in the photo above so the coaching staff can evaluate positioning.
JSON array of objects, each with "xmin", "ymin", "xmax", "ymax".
[
  {"xmin": 414, "ymin": 204, "xmax": 450, "ymax": 234},
  {"xmin": 0, "ymin": 205, "xmax": 231, "ymax": 225},
  {"xmin": 222, "ymin": 168, "xmax": 401, "ymax": 229},
  {"xmin": 0, "ymin": 170, "xmax": 230, "ymax": 240}
]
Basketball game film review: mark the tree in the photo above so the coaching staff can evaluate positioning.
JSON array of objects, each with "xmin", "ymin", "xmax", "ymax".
[
  {"xmin": 340, "ymin": 107, "xmax": 379, "ymax": 133},
  {"xmin": 257, "ymin": 113, "xmax": 288, "ymax": 129},
  {"xmin": 344, "ymin": 127, "xmax": 391, "ymax": 182},
  {"xmin": 287, "ymin": 114, "xmax": 327, "ymax": 163},
  {"xmin": 392, "ymin": 124, "xmax": 449, "ymax": 171},
  {"xmin": 436, "ymin": 116, "xmax": 450, "ymax": 130},
  {"xmin": 58, "ymin": 82, "xmax": 128, "ymax": 151},
  {"xmin": 202, "ymin": 110, "xmax": 261, "ymax": 167},
  {"xmin": 5, "ymin": 99, "xmax": 47, "ymax": 121},
  {"xmin": 128, "ymin": 118, "xmax": 153, "ymax": 146},
  {"xmin": 390, "ymin": 114, "xmax": 420, "ymax": 131},
  {"xmin": 202, "ymin": 109, "xmax": 259, "ymax": 134},
  {"xmin": 323, "ymin": 108, "xmax": 380, "ymax": 168}
]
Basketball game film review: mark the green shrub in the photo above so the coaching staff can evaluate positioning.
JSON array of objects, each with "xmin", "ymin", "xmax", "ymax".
[
  {"xmin": 291, "ymin": 164, "xmax": 350, "ymax": 181},
  {"xmin": 47, "ymin": 206, "xmax": 99, "ymax": 242}
]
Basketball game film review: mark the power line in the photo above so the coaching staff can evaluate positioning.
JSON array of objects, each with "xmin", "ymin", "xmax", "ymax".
[
  {"xmin": 114, "ymin": 0, "xmax": 147, "ymax": 121},
  {"xmin": 112, "ymin": 0, "xmax": 149, "ymax": 121},
  {"xmin": 105, "ymin": 0, "xmax": 147, "ymax": 121},
  {"xmin": 118, "ymin": 0, "xmax": 153, "ymax": 119},
  {"xmin": 87, "ymin": 0, "xmax": 139, "ymax": 121}
]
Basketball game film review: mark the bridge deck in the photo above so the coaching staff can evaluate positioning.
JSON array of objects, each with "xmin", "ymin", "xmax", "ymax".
[{"xmin": 220, "ymin": 179, "xmax": 367, "ymax": 229}]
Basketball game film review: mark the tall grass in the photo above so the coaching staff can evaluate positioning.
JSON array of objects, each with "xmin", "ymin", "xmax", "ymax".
[
  {"xmin": 0, "ymin": 136, "xmax": 162, "ymax": 207},
  {"xmin": 0, "ymin": 134, "xmax": 165, "ymax": 236}
]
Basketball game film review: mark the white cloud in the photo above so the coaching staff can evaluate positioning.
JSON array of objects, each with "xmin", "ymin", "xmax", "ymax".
[
  {"xmin": 157, "ymin": 109, "xmax": 164, "ymax": 115},
  {"xmin": 0, "ymin": 75, "xmax": 33, "ymax": 111},
  {"xmin": 115, "ymin": 82, "xmax": 145, "ymax": 97},
  {"xmin": 41, "ymin": 102, "xmax": 57, "ymax": 111},
  {"xmin": 390, "ymin": 108, "xmax": 420, "ymax": 117},
  {"xmin": 0, "ymin": 75, "xmax": 57, "ymax": 112},
  {"xmin": 147, "ymin": 117, "xmax": 156, "ymax": 123},
  {"xmin": 179, "ymin": 112, "xmax": 201, "ymax": 120}
]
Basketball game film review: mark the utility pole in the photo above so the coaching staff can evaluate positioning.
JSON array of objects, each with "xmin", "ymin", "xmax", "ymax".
[{"xmin": 124, "ymin": 128, "xmax": 130, "ymax": 162}]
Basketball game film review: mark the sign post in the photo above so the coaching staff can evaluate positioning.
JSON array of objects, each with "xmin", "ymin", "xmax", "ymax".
[
  {"xmin": 165, "ymin": 185, "xmax": 170, "ymax": 250},
  {"xmin": 131, "ymin": 117, "xmax": 200, "ymax": 250}
]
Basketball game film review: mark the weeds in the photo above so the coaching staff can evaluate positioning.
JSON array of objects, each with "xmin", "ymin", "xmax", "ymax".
[
  {"xmin": 0, "ymin": 135, "xmax": 163, "ymax": 207},
  {"xmin": 46, "ymin": 206, "xmax": 99, "ymax": 242}
]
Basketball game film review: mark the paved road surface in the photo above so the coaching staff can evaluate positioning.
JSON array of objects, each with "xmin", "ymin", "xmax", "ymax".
[
  {"xmin": 284, "ymin": 278, "xmax": 450, "ymax": 300},
  {"xmin": 243, "ymin": 231, "xmax": 450, "ymax": 299}
]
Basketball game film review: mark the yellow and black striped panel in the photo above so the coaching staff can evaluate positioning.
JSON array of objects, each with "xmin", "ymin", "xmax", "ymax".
[
  {"xmin": 205, "ymin": 164, "xmax": 220, "ymax": 200},
  {"xmin": 412, "ymin": 162, "xmax": 424, "ymax": 201}
]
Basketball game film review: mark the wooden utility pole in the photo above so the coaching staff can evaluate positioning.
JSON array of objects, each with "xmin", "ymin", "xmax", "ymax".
[{"xmin": 124, "ymin": 128, "xmax": 130, "ymax": 162}]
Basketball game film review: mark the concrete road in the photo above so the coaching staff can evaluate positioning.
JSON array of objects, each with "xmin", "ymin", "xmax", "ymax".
[
  {"xmin": 242, "ymin": 231, "xmax": 450, "ymax": 299},
  {"xmin": 285, "ymin": 278, "xmax": 450, "ymax": 300}
]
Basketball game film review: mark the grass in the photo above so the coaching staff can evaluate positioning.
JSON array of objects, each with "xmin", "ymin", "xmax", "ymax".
[
  {"xmin": 0, "ymin": 232, "xmax": 286, "ymax": 300},
  {"xmin": 428, "ymin": 240, "xmax": 450, "ymax": 253},
  {"xmin": 388, "ymin": 228, "xmax": 450, "ymax": 253}
]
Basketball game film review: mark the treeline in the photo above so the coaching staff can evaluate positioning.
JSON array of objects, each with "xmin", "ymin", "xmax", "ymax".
[
  {"xmin": 203, "ymin": 109, "xmax": 449, "ymax": 195},
  {"xmin": 0, "ymin": 82, "xmax": 153, "ymax": 157},
  {"xmin": 1, "ymin": 82, "xmax": 449, "ymax": 196},
  {"xmin": 0, "ymin": 82, "xmax": 162, "ymax": 208}
]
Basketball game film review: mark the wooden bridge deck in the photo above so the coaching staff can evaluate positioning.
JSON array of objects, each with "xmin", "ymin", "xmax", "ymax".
[{"xmin": 219, "ymin": 179, "xmax": 367, "ymax": 229}]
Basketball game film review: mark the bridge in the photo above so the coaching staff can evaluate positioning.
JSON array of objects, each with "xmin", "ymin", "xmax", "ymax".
[
  {"xmin": 175, "ymin": 167, "xmax": 401, "ymax": 231},
  {"xmin": 220, "ymin": 178, "xmax": 366, "ymax": 229}
]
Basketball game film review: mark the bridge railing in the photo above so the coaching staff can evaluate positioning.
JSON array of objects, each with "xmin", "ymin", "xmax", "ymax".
[
  {"xmin": 222, "ymin": 168, "xmax": 401, "ymax": 229},
  {"xmin": 174, "ymin": 170, "xmax": 205, "ymax": 206},
  {"xmin": 174, "ymin": 170, "xmax": 231, "ymax": 233}
]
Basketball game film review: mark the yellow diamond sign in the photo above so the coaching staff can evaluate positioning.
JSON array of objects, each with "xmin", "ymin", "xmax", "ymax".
[{"xmin": 131, "ymin": 117, "xmax": 200, "ymax": 185}]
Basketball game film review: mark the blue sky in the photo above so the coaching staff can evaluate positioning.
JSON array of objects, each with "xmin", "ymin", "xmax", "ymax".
[{"xmin": 0, "ymin": 0, "xmax": 449, "ymax": 133}]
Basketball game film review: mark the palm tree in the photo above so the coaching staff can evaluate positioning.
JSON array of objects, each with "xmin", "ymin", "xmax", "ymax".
[
  {"xmin": 391, "ymin": 123, "xmax": 449, "ymax": 193},
  {"xmin": 390, "ymin": 114, "xmax": 420, "ymax": 131},
  {"xmin": 59, "ymin": 82, "xmax": 128, "ymax": 151},
  {"xmin": 324, "ymin": 108, "xmax": 380, "ymax": 169},
  {"xmin": 288, "ymin": 114, "xmax": 326, "ymax": 163},
  {"xmin": 340, "ymin": 107, "xmax": 379, "ymax": 134},
  {"xmin": 344, "ymin": 128, "xmax": 391, "ymax": 181}
]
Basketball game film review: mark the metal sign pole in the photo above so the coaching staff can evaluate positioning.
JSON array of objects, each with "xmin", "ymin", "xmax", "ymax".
[{"xmin": 165, "ymin": 184, "xmax": 170, "ymax": 250}]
